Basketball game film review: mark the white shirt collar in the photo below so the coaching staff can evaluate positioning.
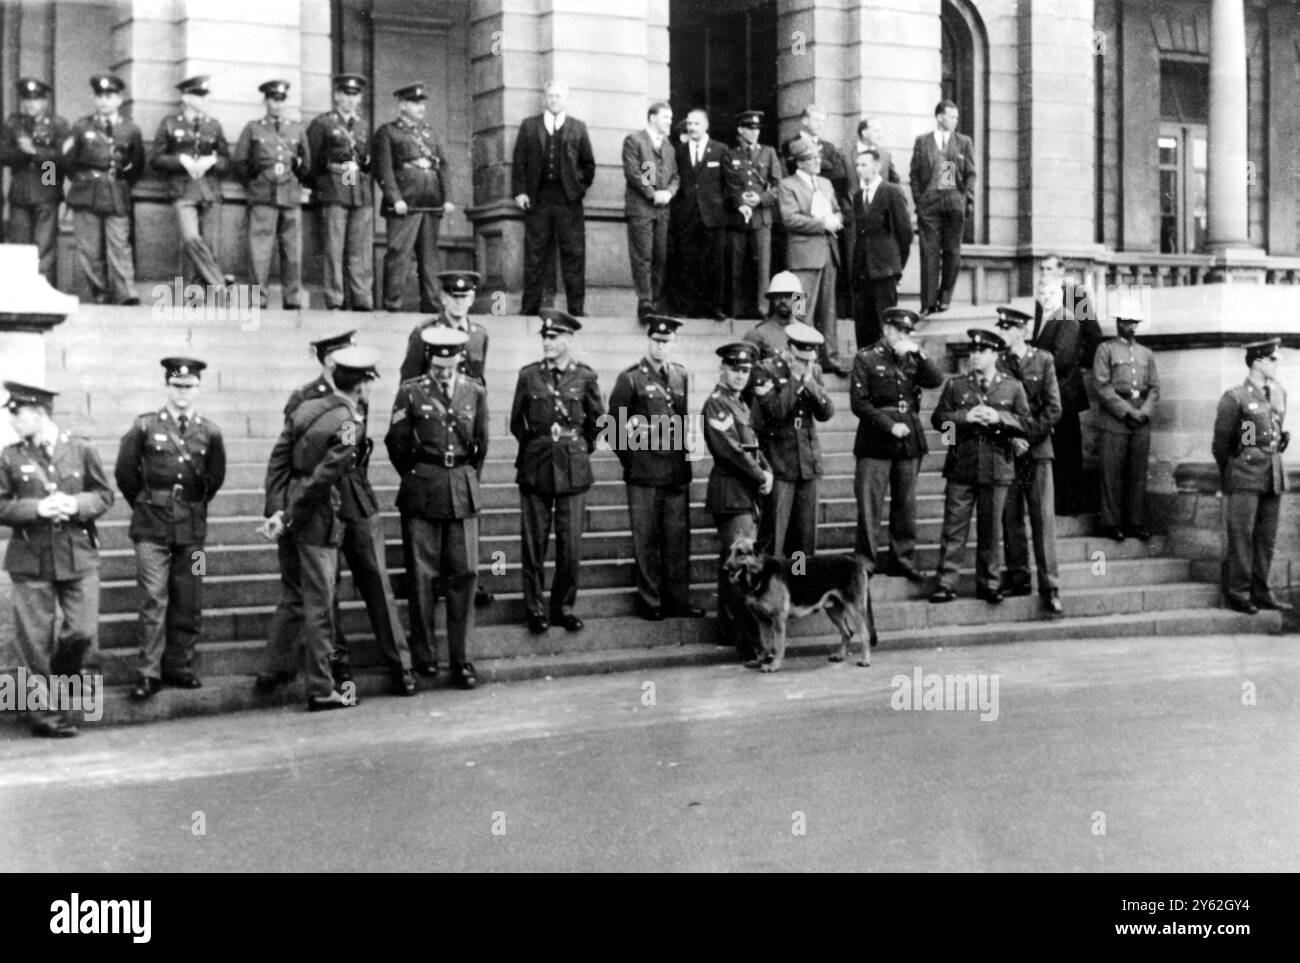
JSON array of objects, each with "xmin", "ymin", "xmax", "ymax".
[
  {"xmin": 797, "ymin": 169, "xmax": 815, "ymax": 189},
  {"xmin": 863, "ymin": 174, "xmax": 882, "ymax": 194},
  {"xmin": 545, "ymin": 111, "xmax": 566, "ymax": 133},
  {"xmin": 935, "ymin": 129, "xmax": 948, "ymax": 147}
]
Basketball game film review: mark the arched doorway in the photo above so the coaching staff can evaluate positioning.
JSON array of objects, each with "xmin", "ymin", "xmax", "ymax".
[{"xmin": 940, "ymin": 0, "xmax": 987, "ymax": 245}]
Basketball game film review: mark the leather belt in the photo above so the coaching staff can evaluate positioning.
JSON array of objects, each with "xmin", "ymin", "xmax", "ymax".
[
  {"xmin": 415, "ymin": 452, "xmax": 472, "ymax": 468},
  {"xmin": 877, "ymin": 402, "xmax": 911, "ymax": 413},
  {"xmin": 403, "ymin": 159, "xmax": 434, "ymax": 170},
  {"xmin": 547, "ymin": 425, "xmax": 581, "ymax": 442},
  {"xmin": 145, "ymin": 485, "xmax": 202, "ymax": 505},
  {"xmin": 328, "ymin": 160, "xmax": 359, "ymax": 173}
]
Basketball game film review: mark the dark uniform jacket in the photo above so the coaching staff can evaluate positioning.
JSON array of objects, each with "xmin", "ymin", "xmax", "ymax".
[
  {"xmin": 1212, "ymin": 378, "xmax": 1288, "ymax": 494},
  {"xmin": 1034, "ymin": 286, "xmax": 1102, "ymax": 413},
  {"xmin": 512, "ymin": 114, "xmax": 596, "ymax": 204},
  {"xmin": 743, "ymin": 318, "xmax": 793, "ymax": 362},
  {"xmin": 305, "ymin": 109, "xmax": 372, "ymax": 207},
  {"xmin": 703, "ymin": 383, "xmax": 769, "ymax": 515},
  {"xmin": 998, "ymin": 347, "xmax": 1061, "ymax": 461},
  {"xmin": 931, "ymin": 370, "xmax": 1030, "ymax": 486},
  {"xmin": 0, "ymin": 110, "xmax": 69, "ymax": 206},
  {"xmin": 607, "ymin": 356, "xmax": 691, "ymax": 488},
  {"xmin": 672, "ymin": 137, "xmax": 731, "ymax": 229},
  {"xmin": 0, "ymin": 431, "xmax": 114, "ymax": 579},
  {"xmin": 114, "ymin": 408, "xmax": 226, "ymax": 544},
  {"xmin": 850, "ymin": 339, "xmax": 944, "ymax": 460},
  {"xmin": 386, "ymin": 372, "xmax": 488, "ymax": 520},
  {"xmin": 749, "ymin": 353, "xmax": 833, "ymax": 481},
  {"xmin": 726, "ymin": 140, "xmax": 783, "ymax": 230},
  {"xmin": 281, "ymin": 375, "xmax": 377, "ymax": 522},
  {"xmin": 151, "ymin": 112, "xmax": 229, "ymax": 203},
  {"xmin": 851, "ymin": 180, "xmax": 911, "ymax": 282},
  {"xmin": 1093, "ymin": 337, "xmax": 1159, "ymax": 433},
  {"xmin": 232, "ymin": 115, "xmax": 309, "ymax": 207},
  {"xmin": 399, "ymin": 315, "xmax": 489, "ymax": 385},
  {"xmin": 622, "ymin": 128, "xmax": 678, "ymax": 218},
  {"xmin": 264, "ymin": 394, "xmax": 360, "ymax": 546},
  {"xmin": 509, "ymin": 359, "xmax": 605, "ymax": 495},
  {"xmin": 373, "ymin": 116, "xmax": 448, "ymax": 215},
  {"xmin": 63, "ymin": 113, "xmax": 145, "ymax": 215}
]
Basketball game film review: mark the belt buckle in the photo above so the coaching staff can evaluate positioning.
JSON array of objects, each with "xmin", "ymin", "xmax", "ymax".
[
  {"xmin": 171, "ymin": 483, "xmax": 184, "ymax": 499},
  {"xmin": 551, "ymin": 423, "xmax": 562, "ymax": 442},
  {"xmin": 443, "ymin": 451, "xmax": 455, "ymax": 469},
  {"xmin": 794, "ymin": 416, "xmax": 803, "ymax": 430},
  {"xmin": 274, "ymin": 162, "xmax": 285, "ymax": 177},
  {"xmin": 898, "ymin": 401, "xmax": 909, "ymax": 413}
]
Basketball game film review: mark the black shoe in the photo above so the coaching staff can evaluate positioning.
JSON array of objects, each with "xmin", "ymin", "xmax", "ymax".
[
  {"xmin": 975, "ymin": 588, "xmax": 1004, "ymax": 604},
  {"xmin": 1226, "ymin": 597, "xmax": 1259, "ymax": 615},
  {"xmin": 307, "ymin": 692, "xmax": 351, "ymax": 712},
  {"xmin": 669, "ymin": 605, "xmax": 707, "ymax": 619},
  {"xmin": 283, "ymin": 302, "xmax": 301, "ymax": 310},
  {"xmin": 1125, "ymin": 526, "xmax": 1152, "ymax": 542},
  {"xmin": 474, "ymin": 586, "xmax": 494, "ymax": 607},
  {"xmin": 1252, "ymin": 596, "xmax": 1292, "ymax": 613},
  {"xmin": 390, "ymin": 670, "xmax": 418, "ymax": 696},
  {"xmin": 413, "ymin": 661, "xmax": 439, "ymax": 677},
  {"xmin": 1099, "ymin": 526, "xmax": 1126, "ymax": 542},
  {"xmin": 331, "ymin": 660, "xmax": 354, "ymax": 686},
  {"xmin": 31, "ymin": 719, "xmax": 79, "ymax": 738},
  {"xmin": 453, "ymin": 663, "xmax": 478, "ymax": 690},
  {"xmin": 120, "ymin": 296, "xmax": 141, "ymax": 306},
  {"xmin": 253, "ymin": 670, "xmax": 293, "ymax": 694},
  {"xmin": 527, "ymin": 614, "xmax": 550, "ymax": 635},
  {"xmin": 635, "ymin": 599, "xmax": 664, "ymax": 622},
  {"xmin": 161, "ymin": 672, "xmax": 202, "ymax": 689},
  {"xmin": 130, "ymin": 677, "xmax": 162, "ymax": 701},
  {"xmin": 554, "ymin": 614, "xmax": 584, "ymax": 632},
  {"xmin": 1000, "ymin": 583, "xmax": 1032, "ymax": 597},
  {"xmin": 934, "ymin": 302, "xmax": 950, "ymax": 314},
  {"xmin": 929, "ymin": 586, "xmax": 957, "ymax": 604},
  {"xmin": 1042, "ymin": 590, "xmax": 1064, "ymax": 615},
  {"xmin": 711, "ymin": 309, "xmax": 731, "ymax": 323}
]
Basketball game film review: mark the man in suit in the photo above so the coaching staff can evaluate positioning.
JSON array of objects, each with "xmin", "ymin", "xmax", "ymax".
[
  {"xmin": 622, "ymin": 102, "xmax": 679, "ymax": 321},
  {"xmin": 853, "ymin": 118, "xmax": 900, "ymax": 185},
  {"xmin": 0, "ymin": 78, "xmax": 68, "ymax": 286},
  {"xmin": 1031, "ymin": 254, "xmax": 1102, "ymax": 515},
  {"xmin": 513, "ymin": 80, "xmax": 596, "ymax": 317},
  {"xmin": 850, "ymin": 147, "xmax": 911, "ymax": 351},
  {"xmin": 909, "ymin": 100, "xmax": 976, "ymax": 316},
  {"xmin": 783, "ymin": 104, "xmax": 852, "ymax": 318},
  {"xmin": 727, "ymin": 109, "xmax": 783, "ymax": 320},
  {"xmin": 671, "ymin": 108, "xmax": 731, "ymax": 321},
  {"xmin": 779, "ymin": 138, "xmax": 847, "ymax": 376}
]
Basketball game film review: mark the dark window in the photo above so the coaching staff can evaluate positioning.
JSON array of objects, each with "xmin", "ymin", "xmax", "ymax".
[{"xmin": 1160, "ymin": 59, "xmax": 1210, "ymax": 124}]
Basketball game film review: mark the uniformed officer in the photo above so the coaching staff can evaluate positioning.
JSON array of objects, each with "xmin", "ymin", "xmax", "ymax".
[
  {"xmin": 509, "ymin": 309, "xmax": 605, "ymax": 634},
  {"xmin": 373, "ymin": 83, "xmax": 455, "ymax": 313},
  {"xmin": 1212, "ymin": 338, "xmax": 1292, "ymax": 615},
  {"xmin": 607, "ymin": 315, "xmax": 703, "ymax": 621},
  {"xmin": 929, "ymin": 329, "xmax": 1030, "ymax": 603},
  {"xmin": 151, "ymin": 75, "xmax": 233, "ymax": 295},
  {"xmin": 114, "ymin": 358, "xmax": 226, "ymax": 699},
  {"xmin": 307, "ymin": 73, "xmax": 375, "ymax": 311},
  {"xmin": 993, "ymin": 307, "xmax": 1064, "ymax": 615},
  {"xmin": 727, "ymin": 109, "xmax": 783, "ymax": 319},
  {"xmin": 743, "ymin": 271, "xmax": 804, "ymax": 362},
  {"xmin": 386, "ymin": 328, "xmax": 489, "ymax": 688},
  {"xmin": 0, "ymin": 382, "xmax": 114, "ymax": 737},
  {"xmin": 0, "ymin": 78, "xmax": 69, "ymax": 285},
  {"xmin": 850, "ymin": 307, "xmax": 943, "ymax": 580},
  {"xmin": 704, "ymin": 342, "xmax": 772, "ymax": 660},
  {"xmin": 63, "ymin": 74, "xmax": 145, "ymax": 305},
  {"xmin": 233, "ymin": 79, "xmax": 309, "ymax": 309},
  {"xmin": 256, "ymin": 346, "xmax": 379, "ymax": 712},
  {"xmin": 1092, "ymin": 313, "xmax": 1159, "ymax": 541},
  {"xmin": 749, "ymin": 321, "xmax": 833, "ymax": 558}
]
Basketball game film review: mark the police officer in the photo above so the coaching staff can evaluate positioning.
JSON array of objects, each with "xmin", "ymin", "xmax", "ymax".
[
  {"xmin": 607, "ymin": 315, "xmax": 703, "ymax": 621},
  {"xmin": 373, "ymin": 83, "xmax": 455, "ymax": 313},
  {"xmin": 307, "ymin": 73, "xmax": 374, "ymax": 311},
  {"xmin": 256, "ymin": 347, "xmax": 379, "ymax": 712},
  {"xmin": 233, "ymin": 79, "xmax": 309, "ymax": 309},
  {"xmin": 0, "ymin": 382, "xmax": 114, "ymax": 737},
  {"xmin": 152, "ymin": 75, "xmax": 232, "ymax": 295},
  {"xmin": 994, "ymin": 307, "xmax": 1063, "ymax": 615},
  {"xmin": 509, "ymin": 309, "xmax": 605, "ymax": 634},
  {"xmin": 386, "ymin": 328, "xmax": 489, "ymax": 688},
  {"xmin": 0, "ymin": 78, "xmax": 68, "ymax": 285},
  {"xmin": 850, "ymin": 307, "xmax": 943, "ymax": 580},
  {"xmin": 63, "ymin": 74, "xmax": 145, "ymax": 305},
  {"xmin": 929, "ymin": 329, "xmax": 1030, "ymax": 603},
  {"xmin": 749, "ymin": 321, "xmax": 833, "ymax": 558},
  {"xmin": 704, "ymin": 342, "xmax": 772, "ymax": 661},
  {"xmin": 743, "ymin": 271, "xmax": 804, "ymax": 362},
  {"xmin": 1212, "ymin": 338, "xmax": 1292, "ymax": 615},
  {"xmin": 1093, "ymin": 313, "xmax": 1159, "ymax": 541},
  {"xmin": 727, "ymin": 109, "xmax": 783, "ymax": 319},
  {"xmin": 114, "ymin": 358, "xmax": 226, "ymax": 699}
]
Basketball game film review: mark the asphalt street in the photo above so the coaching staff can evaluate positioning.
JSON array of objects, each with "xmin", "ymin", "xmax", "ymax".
[{"xmin": 1, "ymin": 633, "xmax": 1297, "ymax": 872}]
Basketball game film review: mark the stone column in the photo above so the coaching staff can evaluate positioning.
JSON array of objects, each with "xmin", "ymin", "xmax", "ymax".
[{"xmin": 1205, "ymin": 0, "xmax": 1252, "ymax": 255}]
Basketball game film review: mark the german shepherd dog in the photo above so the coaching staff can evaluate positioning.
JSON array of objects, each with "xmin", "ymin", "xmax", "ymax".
[{"xmin": 724, "ymin": 536, "xmax": 877, "ymax": 672}]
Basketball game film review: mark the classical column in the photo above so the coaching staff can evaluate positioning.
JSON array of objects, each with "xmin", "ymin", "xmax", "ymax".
[{"xmin": 1205, "ymin": 0, "xmax": 1252, "ymax": 254}]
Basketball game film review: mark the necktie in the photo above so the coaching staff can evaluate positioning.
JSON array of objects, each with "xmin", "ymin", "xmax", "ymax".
[
  {"xmin": 105, "ymin": 119, "xmax": 114, "ymax": 138},
  {"xmin": 178, "ymin": 415, "xmax": 189, "ymax": 435},
  {"xmin": 978, "ymin": 376, "xmax": 989, "ymax": 394},
  {"xmin": 551, "ymin": 366, "xmax": 561, "ymax": 389},
  {"xmin": 1264, "ymin": 385, "xmax": 1272, "ymax": 403},
  {"xmin": 274, "ymin": 118, "xmax": 281, "ymax": 134}
]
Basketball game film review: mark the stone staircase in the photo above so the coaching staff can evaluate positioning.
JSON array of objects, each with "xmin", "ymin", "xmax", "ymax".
[{"xmin": 29, "ymin": 304, "xmax": 1278, "ymax": 724}]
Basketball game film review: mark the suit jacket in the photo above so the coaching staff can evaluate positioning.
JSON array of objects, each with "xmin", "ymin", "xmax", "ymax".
[
  {"xmin": 851, "ymin": 180, "xmax": 911, "ymax": 282},
  {"xmin": 622, "ymin": 129, "xmax": 679, "ymax": 219},
  {"xmin": 672, "ymin": 137, "xmax": 730, "ymax": 229},
  {"xmin": 908, "ymin": 129, "xmax": 976, "ymax": 208},
  {"xmin": 512, "ymin": 114, "xmax": 596, "ymax": 204},
  {"xmin": 778, "ymin": 172, "xmax": 840, "ymax": 270},
  {"xmin": 849, "ymin": 142, "xmax": 900, "ymax": 186},
  {"xmin": 1034, "ymin": 290, "xmax": 1103, "ymax": 414},
  {"xmin": 781, "ymin": 133, "xmax": 850, "ymax": 201}
]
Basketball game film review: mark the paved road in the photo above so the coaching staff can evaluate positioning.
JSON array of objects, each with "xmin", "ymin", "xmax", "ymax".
[{"xmin": 2, "ymin": 634, "xmax": 1297, "ymax": 872}]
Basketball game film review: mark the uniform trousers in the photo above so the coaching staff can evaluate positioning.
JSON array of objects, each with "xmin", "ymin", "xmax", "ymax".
[
  {"xmin": 9, "ymin": 203, "xmax": 59, "ymax": 283},
  {"xmin": 71, "ymin": 208, "xmax": 137, "ymax": 303},
  {"xmin": 319, "ymin": 203, "xmax": 374, "ymax": 309},
  {"xmin": 1002, "ymin": 459, "xmax": 1059, "ymax": 594},
  {"xmin": 1223, "ymin": 490, "xmax": 1280, "ymax": 606},
  {"xmin": 262, "ymin": 533, "xmax": 304, "ymax": 679},
  {"xmin": 383, "ymin": 210, "xmax": 441, "ymax": 312},
  {"xmin": 296, "ymin": 541, "xmax": 341, "ymax": 700},
  {"xmin": 728, "ymin": 226, "xmax": 772, "ymax": 318},
  {"xmin": 175, "ymin": 197, "xmax": 224, "ymax": 289},
  {"xmin": 760, "ymin": 476, "xmax": 818, "ymax": 559},
  {"xmin": 334, "ymin": 512, "xmax": 410, "ymax": 672},
  {"xmin": 1098, "ymin": 426, "xmax": 1150, "ymax": 530},
  {"xmin": 11, "ymin": 574, "xmax": 99, "ymax": 723},
  {"xmin": 936, "ymin": 482, "xmax": 1008, "ymax": 595},
  {"xmin": 248, "ymin": 204, "xmax": 302, "ymax": 306},
  {"xmin": 403, "ymin": 514, "xmax": 477, "ymax": 670},
  {"xmin": 133, "ymin": 539, "xmax": 201, "ymax": 679},
  {"xmin": 627, "ymin": 483, "xmax": 690, "ymax": 611},
  {"xmin": 520, "ymin": 489, "xmax": 587, "ymax": 619},
  {"xmin": 854, "ymin": 456, "xmax": 920, "ymax": 572}
]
